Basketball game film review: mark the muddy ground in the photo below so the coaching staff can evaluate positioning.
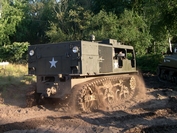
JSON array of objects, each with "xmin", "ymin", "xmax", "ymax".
[{"xmin": 0, "ymin": 73, "xmax": 177, "ymax": 133}]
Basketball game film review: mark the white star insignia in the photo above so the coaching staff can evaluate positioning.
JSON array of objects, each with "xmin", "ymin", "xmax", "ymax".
[{"xmin": 49, "ymin": 57, "xmax": 58, "ymax": 68}]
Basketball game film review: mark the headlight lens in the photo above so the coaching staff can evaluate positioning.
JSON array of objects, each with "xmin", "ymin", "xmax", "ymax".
[
  {"xmin": 29, "ymin": 50, "xmax": 34, "ymax": 56},
  {"xmin": 72, "ymin": 46, "xmax": 79, "ymax": 53}
]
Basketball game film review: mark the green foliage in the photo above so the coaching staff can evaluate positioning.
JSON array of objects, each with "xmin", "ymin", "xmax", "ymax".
[
  {"xmin": 91, "ymin": 0, "xmax": 131, "ymax": 15},
  {"xmin": 159, "ymin": 0, "xmax": 177, "ymax": 33},
  {"xmin": 142, "ymin": 0, "xmax": 177, "ymax": 45},
  {"xmin": 0, "ymin": 42, "xmax": 29, "ymax": 62},
  {"xmin": 0, "ymin": 0, "xmax": 177, "ymax": 70},
  {"xmin": 88, "ymin": 10, "xmax": 119, "ymax": 40},
  {"xmin": 20, "ymin": 0, "xmax": 54, "ymax": 44},
  {"xmin": 46, "ymin": 22, "xmax": 66, "ymax": 42},
  {"xmin": 136, "ymin": 53, "xmax": 164, "ymax": 73},
  {"xmin": 117, "ymin": 10, "xmax": 152, "ymax": 55},
  {"xmin": 0, "ymin": 0, "xmax": 26, "ymax": 45},
  {"xmin": 47, "ymin": 5, "xmax": 93, "ymax": 42}
]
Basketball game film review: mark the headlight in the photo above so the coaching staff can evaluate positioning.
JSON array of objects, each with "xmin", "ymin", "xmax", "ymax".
[
  {"xmin": 72, "ymin": 46, "xmax": 79, "ymax": 53},
  {"xmin": 29, "ymin": 50, "xmax": 34, "ymax": 56}
]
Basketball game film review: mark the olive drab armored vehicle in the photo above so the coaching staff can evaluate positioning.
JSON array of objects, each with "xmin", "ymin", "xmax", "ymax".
[
  {"xmin": 27, "ymin": 38, "xmax": 142, "ymax": 112},
  {"xmin": 157, "ymin": 44, "xmax": 177, "ymax": 84}
]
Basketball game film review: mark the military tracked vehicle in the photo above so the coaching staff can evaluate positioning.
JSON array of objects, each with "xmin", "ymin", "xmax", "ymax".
[
  {"xmin": 27, "ymin": 38, "xmax": 143, "ymax": 112},
  {"xmin": 157, "ymin": 44, "xmax": 177, "ymax": 84}
]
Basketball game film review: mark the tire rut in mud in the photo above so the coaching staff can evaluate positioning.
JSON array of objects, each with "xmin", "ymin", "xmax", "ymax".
[
  {"xmin": 0, "ymin": 117, "xmax": 46, "ymax": 132},
  {"xmin": 141, "ymin": 124, "xmax": 177, "ymax": 133},
  {"xmin": 0, "ymin": 108, "xmax": 176, "ymax": 133}
]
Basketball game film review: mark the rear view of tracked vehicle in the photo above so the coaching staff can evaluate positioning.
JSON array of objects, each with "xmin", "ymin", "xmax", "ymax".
[
  {"xmin": 27, "ymin": 37, "xmax": 143, "ymax": 112},
  {"xmin": 157, "ymin": 44, "xmax": 177, "ymax": 84}
]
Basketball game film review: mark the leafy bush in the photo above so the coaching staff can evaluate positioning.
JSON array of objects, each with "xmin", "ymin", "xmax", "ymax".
[
  {"xmin": 136, "ymin": 53, "xmax": 164, "ymax": 73},
  {"xmin": 0, "ymin": 42, "xmax": 29, "ymax": 63}
]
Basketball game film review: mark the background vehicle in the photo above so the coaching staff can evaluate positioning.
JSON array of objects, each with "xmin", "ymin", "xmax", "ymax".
[
  {"xmin": 157, "ymin": 43, "xmax": 177, "ymax": 84},
  {"xmin": 27, "ymin": 38, "xmax": 143, "ymax": 112}
]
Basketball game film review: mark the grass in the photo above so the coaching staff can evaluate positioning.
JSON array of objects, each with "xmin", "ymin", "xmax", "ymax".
[
  {"xmin": 0, "ymin": 63, "xmax": 36, "ymax": 89},
  {"xmin": 0, "ymin": 64, "xmax": 36, "ymax": 104}
]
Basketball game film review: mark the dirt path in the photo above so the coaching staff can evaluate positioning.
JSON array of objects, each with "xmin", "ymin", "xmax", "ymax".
[{"xmin": 0, "ymin": 74, "xmax": 177, "ymax": 133}]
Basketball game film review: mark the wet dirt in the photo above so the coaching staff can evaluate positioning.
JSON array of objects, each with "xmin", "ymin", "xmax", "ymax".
[{"xmin": 0, "ymin": 73, "xmax": 177, "ymax": 133}]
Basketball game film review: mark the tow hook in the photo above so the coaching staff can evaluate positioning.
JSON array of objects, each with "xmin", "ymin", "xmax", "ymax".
[{"xmin": 46, "ymin": 86, "xmax": 57, "ymax": 97}]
